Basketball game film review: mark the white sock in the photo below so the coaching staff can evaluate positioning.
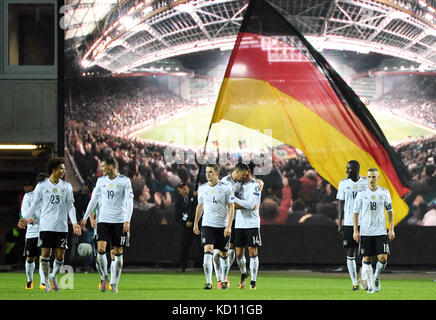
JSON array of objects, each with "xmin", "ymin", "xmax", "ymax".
[
  {"xmin": 228, "ymin": 248, "xmax": 236, "ymax": 268},
  {"xmin": 363, "ymin": 261, "xmax": 374, "ymax": 289},
  {"xmin": 51, "ymin": 259, "xmax": 64, "ymax": 278},
  {"xmin": 250, "ymin": 255, "xmax": 259, "ymax": 282},
  {"xmin": 360, "ymin": 257, "xmax": 366, "ymax": 280},
  {"xmin": 114, "ymin": 254, "xmax": 123, "ymax": 285},
  {"xmin": 110, "ymin": 260, "xmax": 116, "ymax": 284},
  {"xmin": 97, "ymin": 252, "xmax": 108, "ymax": 277},
  {"xmin": 236, "ymin": 255, "xmax": 247, "ymax": 274},
  {"xmin": 212, "ymin": 249, "xmax": 222, "ymax": 282},
  {"xmin": 25, "ymin": 261, "xmax": 35, "ymax": 282},
  {"xmin": 346, "ymin": 256, "xmax": 358, "ymax": 286},
  {"xmin": 374, "ymin": 261, "xmax": 386, "ymax": 280},
  {"xmin": 220, "ymin": 256, "xmax": 230, "ymax": 283},
  {"xmin": 203, "ymin": 252, "xmax": 213, "ymax": 284},
  {"xmin": 39, "ymin": 261, "xmax": 46, "ymax": 285}
]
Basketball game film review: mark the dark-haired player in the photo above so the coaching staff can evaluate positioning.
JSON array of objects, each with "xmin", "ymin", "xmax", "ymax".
[{"xmin": 19, "ymin": 158, "xmax": 82, "ymax": 292}]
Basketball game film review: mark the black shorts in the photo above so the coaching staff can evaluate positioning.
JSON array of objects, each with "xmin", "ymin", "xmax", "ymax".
[
  {"xmin": 97, "ymin": 223, "xmax": 127, "ymax": 248},
  {"xmin": 342, "ymin": 226, "xmax": 359, "ymax": 249},
  {"xmin": 201, "ymin": 226, "xmax": 230, "ymax": 252},
  {"xmin": 234, "ymin": 228, "xmax": 262, "ymax": 248},
  {"xmin": 39, "ymin": 231, "xmax": 68, "ymax": 249},
  {"xmin": 359, "ymin": 235, "xmax": 390, "ymax": 257},
  {"xmin": 23, "ymin": 237, "xmax": 40, "ymax": 257}
]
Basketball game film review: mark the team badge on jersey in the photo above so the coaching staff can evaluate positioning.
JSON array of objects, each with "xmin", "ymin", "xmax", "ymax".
[
  {"xmin": 371, "ymin": 195, "xmax": 376, "ymax": 200},
  {"xmin": 53, "ymin": 188, "xmax": 57, "ymax": 194}
]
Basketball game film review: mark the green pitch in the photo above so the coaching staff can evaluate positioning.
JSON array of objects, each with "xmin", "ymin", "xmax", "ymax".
[
  {"xmin": 132, "ymin": 107, "xmax": 434, "ymax": 149},
  {"xmin": 1, "ymin": 270, "xmax": 435, "ymax": 300}
]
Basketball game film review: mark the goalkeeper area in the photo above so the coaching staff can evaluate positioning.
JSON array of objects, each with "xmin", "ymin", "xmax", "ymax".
[
  {"xmin": 1, "ymin": 269, "xmax": 435, "ymax": 300},
  {"xmin": 131, "ymin": 107, "xmax": 435, "ymax": 149}
]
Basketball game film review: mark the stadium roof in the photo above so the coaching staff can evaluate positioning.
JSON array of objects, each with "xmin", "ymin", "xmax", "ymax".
[{"xmin": 68, "ymin": 0, "xmax": 436, "ymax": 73}]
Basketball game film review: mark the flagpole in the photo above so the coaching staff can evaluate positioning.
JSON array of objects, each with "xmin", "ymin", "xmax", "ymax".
[{"xmin": 194, "ymin": 122, "xmax": 213, "ymax": 192}]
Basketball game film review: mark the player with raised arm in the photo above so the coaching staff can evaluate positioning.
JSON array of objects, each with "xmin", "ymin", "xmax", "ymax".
[
  {"xmin": 81, "ymin": 157, "xmax": 133, "ymax": 293},
  {"xmin": 336, "ymin": 160, "xmax": 368, "ymax": 291},
  {"xmin": 18, "ymin": 158, "xmax": 82, "ymax": 292},
  {"xmin": 193, "ymin": 164, "xmax": 235, "ymax": 290},
  {"xmin": 21, "ymin": 172, "xmax": 49, "ymax": 290},
  {"xmin": 233, "ymin": 162, "xmax": 262, "ymax": 290},
  {"xmin": 353, "ymin": 168, "xmax": 395, "ymax": 294}
]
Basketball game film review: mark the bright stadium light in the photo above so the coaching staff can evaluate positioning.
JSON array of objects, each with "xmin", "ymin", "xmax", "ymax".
[{"xmin": 0, "ymin": 144, "xmax": 39, "ymax": 150}]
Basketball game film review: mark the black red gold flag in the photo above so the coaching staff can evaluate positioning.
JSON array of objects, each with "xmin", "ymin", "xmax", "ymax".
[{"xmin": 210, "ymin": 0, "xmax": 410, "ymax": 224}]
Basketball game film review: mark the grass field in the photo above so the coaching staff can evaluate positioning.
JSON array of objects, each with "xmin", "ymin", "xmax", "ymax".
[
  {"xmin": 1, "ymin": 269, "xmax": 435, "ymax": 300},
  {"xmin": 132, "ymin": 107, "xmax": 435, "ymax": 150}
]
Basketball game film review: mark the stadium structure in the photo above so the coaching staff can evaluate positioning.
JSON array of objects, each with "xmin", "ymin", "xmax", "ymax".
[{"xmin": 67, "ymin": 0, "xmax": 436, "ymax": 73}]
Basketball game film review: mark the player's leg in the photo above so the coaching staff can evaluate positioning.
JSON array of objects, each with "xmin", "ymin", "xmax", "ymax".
[
  {"xmin": 203, "ymin": 245, "xmax": 214, "ymax": 289},
  {"xmin": 109, "ymin": 249, "xmax": 115, "ymax": 289},
  {"xmin": 39, "ymin": 232, "xmax": 53, "ymax": 292},
  {"xmin": 48, "ymin": 246, "xmax": 66, "ymax": 291},
  {"xmin": 248, "ymin": 246, "xmax": 259, "ymax": 290},
  {"xmin": 217, "ymin": 231, "xmax": 231, "ymax": 289},
  {"xmin": 235, "ymin": 246, "xmax": 248, "ymax": 288},
  {"xmin": 212, "ymin": 249, "xmax": 222, "ymax": 288},
  {"xmin": 201, "ymin": 227, "xmax": 215, "ymax": 289},
  {"xmin": 110, "ymin": 223, "xmax": 126, "ymax": 293},
  {"xmin": 96, "ymin": 223, "xmax": 110, "ymax": 291},
  {"xmin": 25, "ymin": 256, "xmax": 36, "ymax": 289},
  {"xmin": 374, "ymin": 236, "xmax": 390, "ymax": 292},
  {"xmin": 343, "ymin": 226, "xmax": 359, "ymax": 290}
]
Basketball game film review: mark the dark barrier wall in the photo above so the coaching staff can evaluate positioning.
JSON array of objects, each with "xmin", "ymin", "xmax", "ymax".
[{"xmin": 125, "ymin": 220, "xmax": 436, "ymax": 267}]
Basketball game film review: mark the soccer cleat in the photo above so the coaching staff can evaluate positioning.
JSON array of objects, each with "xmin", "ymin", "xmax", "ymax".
[
  {"xmin": 108, "ymin": 284, "xmax": 113, "ymax": 291},
  {"xmin": 100, "ymin": 276, "xmax": 109, "ymax": 292},
  {"xmin": 360, "ymin": 278, "xmax": 368, "ymax": 290},
  {"xmin": 238, "ymin": 272, "xmax": 249, "ymax": 289},
  {"xmin": 110, "ymin": 283, "xmax": 118, "ymax": 293},
  {"xmin": 44, "ymin": 282, "xmax": 52, "ymax": 292},
  {"xmin": 249, "ymin": 281, "xmax": 256, "ymax": 290},
  {"xmin": 226, "ymin": 275, "xmax": 230, "ymax": 288},
  {"xmin": 204, "ymin": 283, "xmax": 212, "ymax": 290},
  {"xmin": 352, "ymin": 284, "xmax": 359, "ymax": 291},
  {"xmin": 367, "ymin": 288, "xmax": 375, "ymax": 294},
  {"xmin": 221, "ymin": 281, "xmax": 228, "ymax": 290},
  {"xmin": 48, "ymin": 274, "xmax": 60, "ymax": 291},
  {"xmin": 374, "ymin": 279, "xmax": 381, "ymax": 292},
  {"xmin": 39, "ymin": 283, "xmax": 46, "ymax": 290},
  {"xmin": 25, "ymin": 281, "xmax": 34, "ymax": 290},
  {"xmin": 217, "ymin": 281, "xmax": 222, "ymax": 289}
]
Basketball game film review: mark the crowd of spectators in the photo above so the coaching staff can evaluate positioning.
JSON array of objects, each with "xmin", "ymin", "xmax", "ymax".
[
  {"xmin": 65, "ymin": 76, "xmax": 436, "ymax": 227},
  {"xmin": 369, "ymin": 75, "xmax": 436, "ymax": 129}
]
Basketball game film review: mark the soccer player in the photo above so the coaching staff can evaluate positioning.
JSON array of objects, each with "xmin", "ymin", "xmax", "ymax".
[
  {"xmin": 233, "ymin": 163, "xmax": 262, "ymax": 290},
  {"xmin": 336, "ymin": 160, "xmax": 368, "ymax": 291},
  {"xmin": 18, "ymin": 158, "xmax": 82, "ymax": 292},
  {"xmin": 353, "ymin": 168, "xmax": 395, "ymax": 294},
  {"xmin": 21, "ymin": 172, "xmax": 49, "ymax": 290},
  {"xmin": 213, "ymin": 163, "xmax": 249, "ymax": 288},
  {"xmin": 81, "ymin": 157, "xmax": 134, "ymax": 293},
  {"xmin": 193, "ymin": 163, "xmax": 235, "ymax": 290}
]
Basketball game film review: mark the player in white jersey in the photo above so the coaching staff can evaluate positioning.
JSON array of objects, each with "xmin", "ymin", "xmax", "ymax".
[
  {"xmin": 233, "ymin": 163, "xmax": 262, "ymax": 290},
  {"xmin": 81, "ymin": 157, "xmax": 134, "ymax": 293},
  {"xmin": 193, "ymin": 164, "xmax": 235, "ymax": 290},
  {"xmin": 212, "ymin": 163, "xmax": 249, "ymax": 289},
  {"xmin": 353, "ymin": 168, "xmax": 395, "ymax": 294},
  {"xmin": 336, "ymin": 160, "xmax": 368, "ymax": 291},
  {"xmin": 21, "ymin": 172, "xmax": 49, "ymax": 290},
  {"xmin": 18, "ymin": 158, "xmax": 82, "ymax": 292}
]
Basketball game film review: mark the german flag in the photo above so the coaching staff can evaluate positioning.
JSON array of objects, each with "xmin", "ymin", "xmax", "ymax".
[{"xmin": 211, "ymin": 0, "xmax": 410, "ymax": 225}]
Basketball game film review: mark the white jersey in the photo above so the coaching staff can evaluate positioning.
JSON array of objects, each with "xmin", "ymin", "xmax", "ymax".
[
  {"xmin": 198, "ymin": 181, "xmax": 234, "ymax": 228},
  {"xmin": 353, "ymin": 187, "xmax": 393, "ymax": 236},
  {"xmin": 23, "ymin": 179, "xmax": 76, "ymax": 233},
  {"xmin": 336, "ymin": 176, "xmax": 368, "ymax": 226},
  {"xmin": 21, "ymin": 191, "xmax": 40, "ymax": 239},
  {"xmin": 85, "ymin": 174, "xmax": 134, "ymax": 224},
  {"xmin": 221, "ymin": 175, "xmax": 243, "ymax": 197},
  {"xmin": 234, "ymin": 178, "xmax": 261, "ymax": 229}
]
